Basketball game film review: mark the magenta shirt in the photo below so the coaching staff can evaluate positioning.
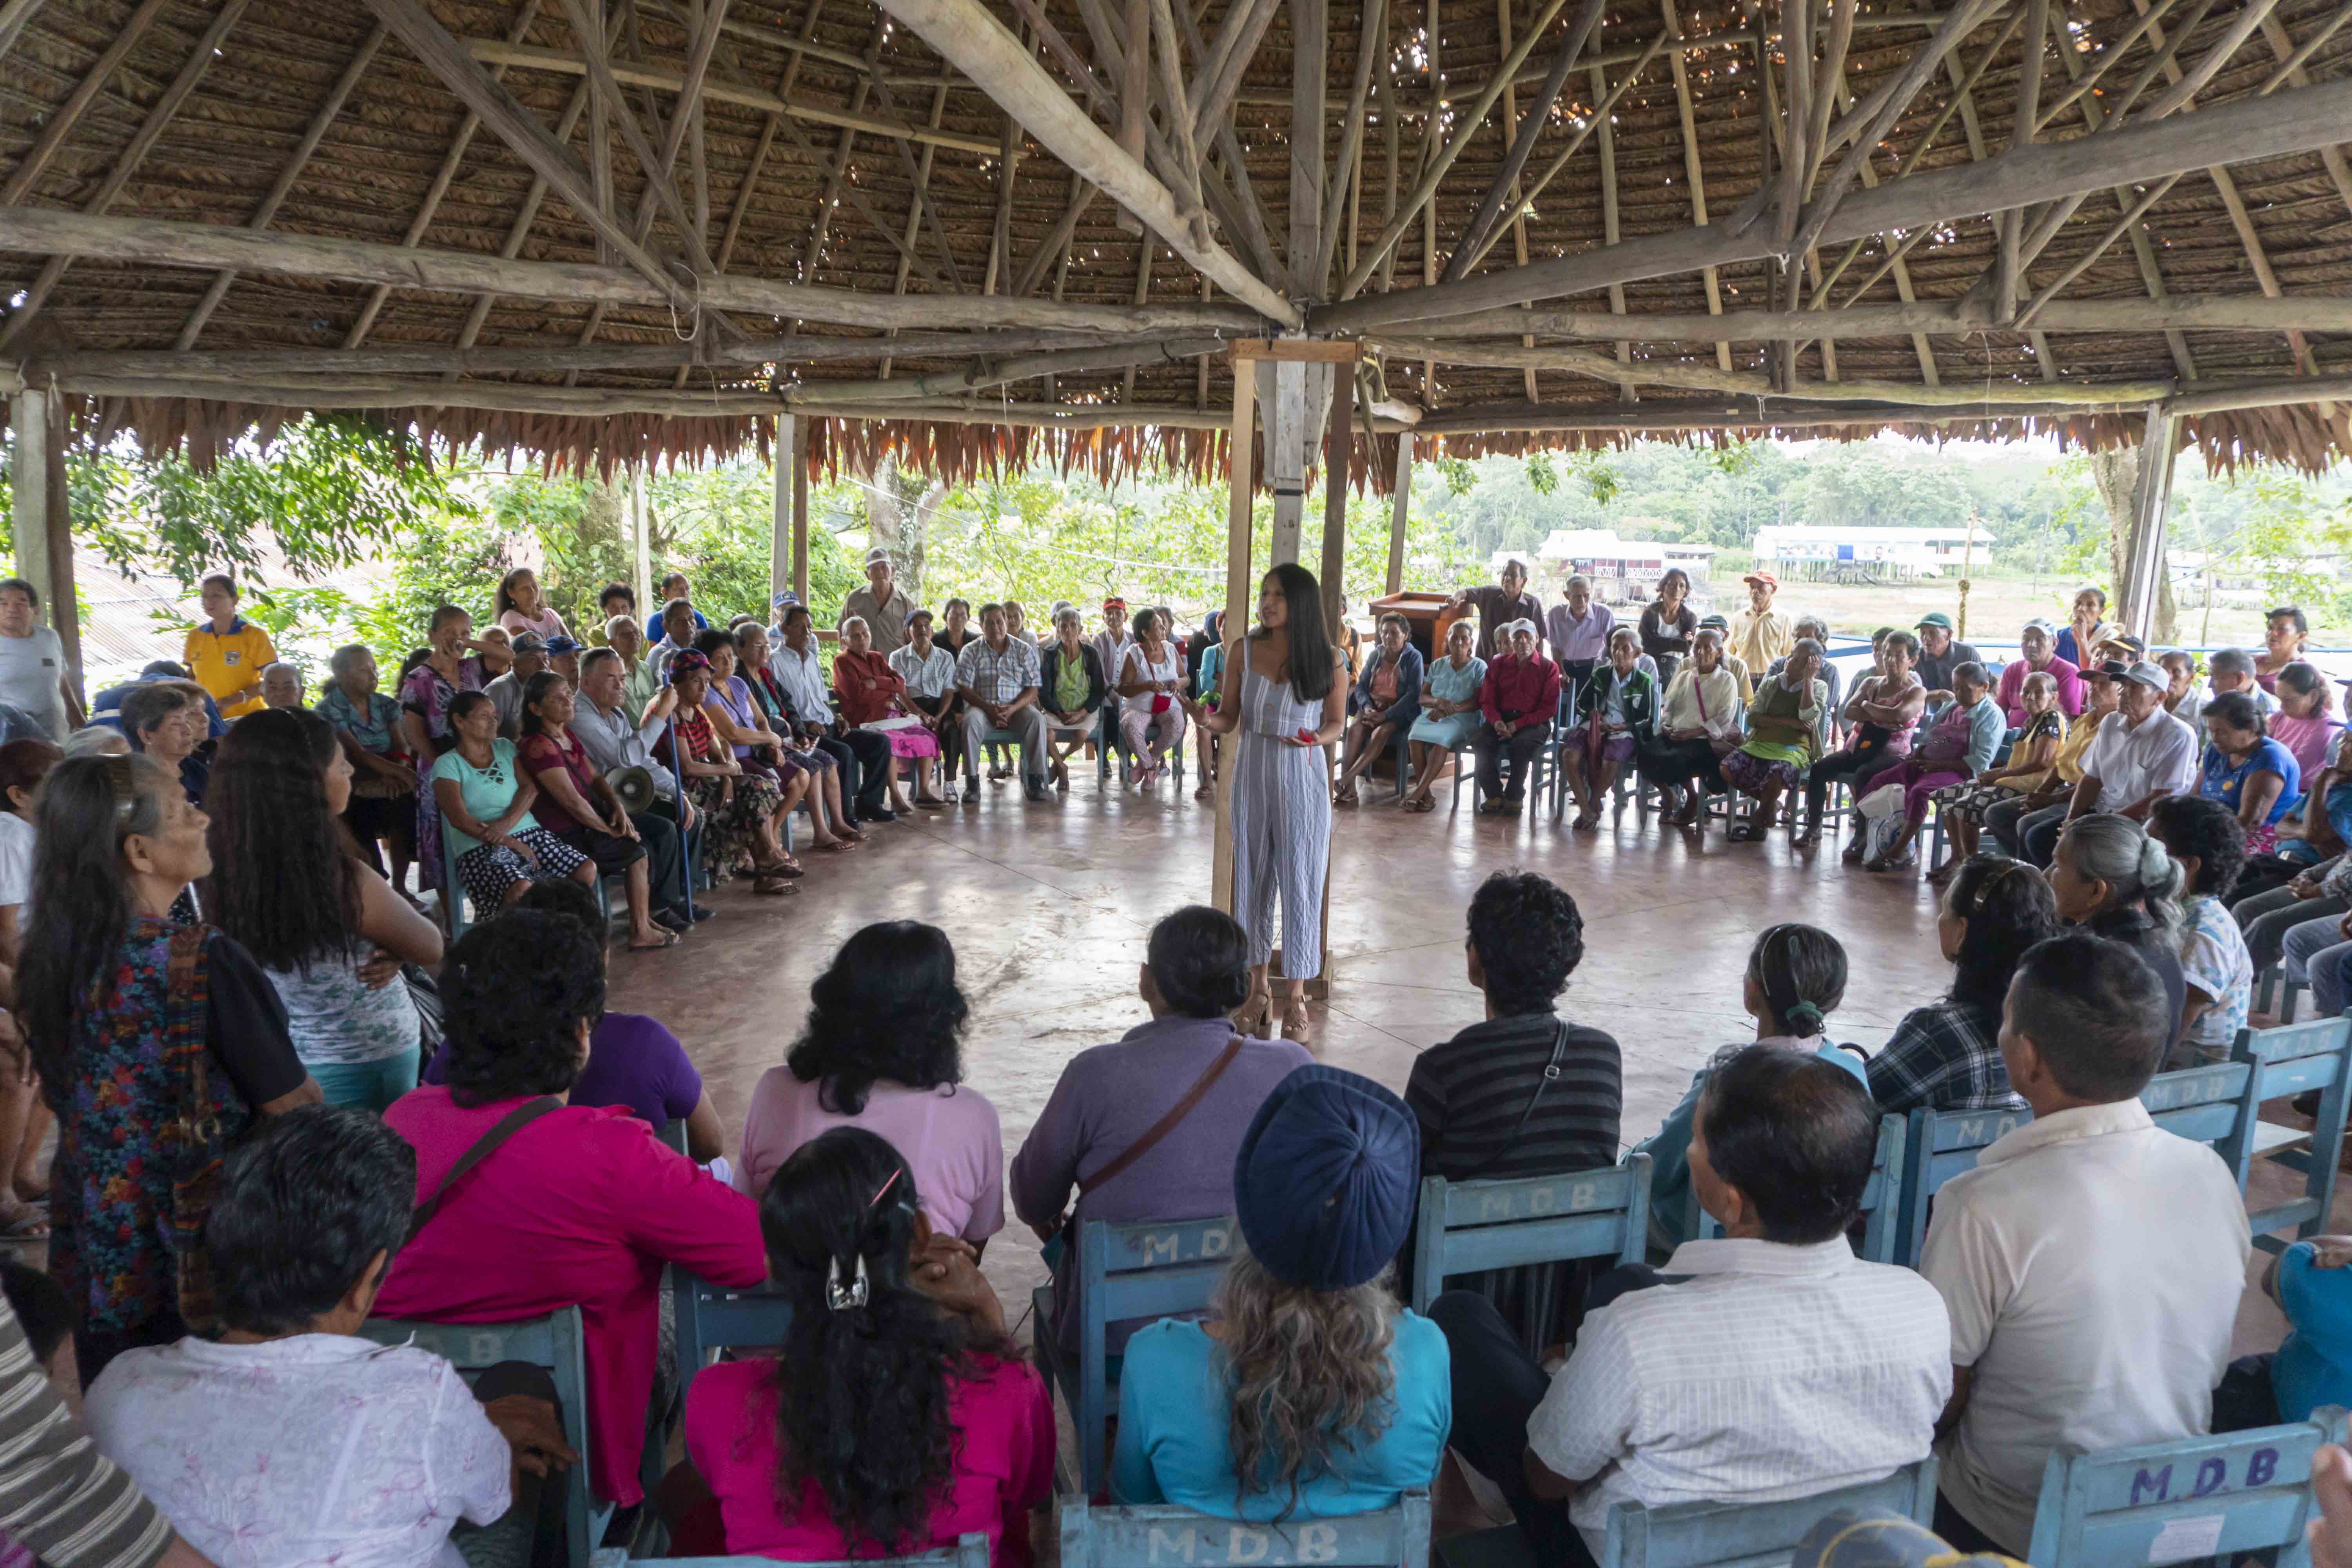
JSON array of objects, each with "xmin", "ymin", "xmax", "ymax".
[
  {"xmin": 734, "ymin": 1070, "xmax": 1005, "ymax": 1244},
  {"xmin": 2272, "ymin": 712, "xmax": 2344, "ymax": 782},
  {"xmin": 686, "ymin": 1355, "xmax": 1053, "ymax": 1565},
  {"xmin": 377, "ymin": 1087, "xmax": 767, "ymax": 1504}
]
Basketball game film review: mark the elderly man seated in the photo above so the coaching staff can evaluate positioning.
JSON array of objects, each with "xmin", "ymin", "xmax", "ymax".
[
  {"xmin": 1474, "ymin": 620, "xmax": 1560, "ymax": 818},
  {"xmin": 2009, "ymin": 659, "xmax": 2198, "ymax": 867},
  {"xmin": 1920, "ymin": 932, "xmax": 2248, "ymax": 1555},
  {"xmin": 955, "ymin": 602, "xmax": 1049, "ymax": 803},
  {"xmin": 1545, "ymin": 575, "xmax": 1615, "ymax": 687},
  {"xmin": 1430, "ymin": 1047, "xmax": 1951, "ymax": 1568},
  {"xmin": 1449, "ymin": 558, "xmax": 1546, "ymax": 661}
]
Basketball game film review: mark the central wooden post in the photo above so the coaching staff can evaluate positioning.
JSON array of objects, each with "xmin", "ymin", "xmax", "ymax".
[{"xmin": 2122, "ymin": 405, "xmax": 2180, "ymax": 642}]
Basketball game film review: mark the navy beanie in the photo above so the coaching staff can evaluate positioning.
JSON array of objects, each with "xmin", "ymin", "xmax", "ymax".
[{"xmin": 1233, "ymin": 1065, "xmax": 1420, "ymax": 1291}]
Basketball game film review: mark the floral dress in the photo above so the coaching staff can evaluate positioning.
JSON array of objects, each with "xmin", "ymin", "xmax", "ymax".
[
  {"xmin": 677, "ymin": 704, "xmax": 786, "ymax": 876},
  {"xmin": 398, "ymin": 658, "xmax": 482, "ymax": 891}
]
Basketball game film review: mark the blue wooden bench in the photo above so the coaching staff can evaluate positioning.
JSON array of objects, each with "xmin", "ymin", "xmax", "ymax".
[
  {"xmin": 1437, "ymin": 1459, "xmax": 1937, "ymax": 1568},
  {"xmin": 671, "ymin": 1270, "xmax": 793, "ymax": 1393},
  {"xmin": 1892, "ymin": 1103, "xmax": 2034, "ymax": 1267},
  {"xmin": 1031, "ymin": 1214, "xmax": 1241, "ymax": 1497},
  {"xmin": 664, "ymin": 1535, "xmax": 986, "ymax": 1568},
  {"xmin": 358, "ymin": 1307, "xmax": 603, "ymax": 1568},
  {"xmin": 1697, "ymin": 1114, "xmax": 1906, "ymax": 1263},
  {"xmin": 1405, "ymin": 1158, "xmax": 1649, "ymax": 1317},
  {"xmin": 2023, "ymin": 1407, "xmax": 2349, "ymax": 1568},
  {"xmin": 1060, "ymin": 1490, "xmax": 1430, "ymax": 1568}
]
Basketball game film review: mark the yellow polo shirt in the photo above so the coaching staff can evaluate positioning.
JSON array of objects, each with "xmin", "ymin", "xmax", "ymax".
[{"xmin": 183, "ymin": 617, "xmax": 276, "ymax": 717}]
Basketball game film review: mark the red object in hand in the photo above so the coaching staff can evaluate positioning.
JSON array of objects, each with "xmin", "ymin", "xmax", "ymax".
[{"xmin": 1295, "ymin": 727, "xmax": 1317, "ymax": 744}]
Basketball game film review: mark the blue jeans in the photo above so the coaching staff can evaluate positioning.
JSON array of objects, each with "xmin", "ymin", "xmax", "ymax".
[{"xmin": 308, "ymin": 1047, "xmax": 422, "ymax": 1112}]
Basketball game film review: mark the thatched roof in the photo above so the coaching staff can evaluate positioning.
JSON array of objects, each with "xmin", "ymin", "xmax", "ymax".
[{"xmin": 0, "ymin": 0, "xmax": 2347, "ymax": 481}]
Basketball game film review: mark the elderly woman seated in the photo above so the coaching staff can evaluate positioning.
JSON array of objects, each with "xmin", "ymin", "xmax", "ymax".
[
  {"xmin": 1720, "ymin": 637, "xmax": 1827, "ymax": 841},
  {"xmin": 85, "ymin": 1106, "xmax": 580, "ymax": 1568},
  {"xmin": 317, "ymin": 642, "xmax": 419, "ymax": 886},
  {"xmin": 1561, "ymin": 627, "xmax": 1657, "ymax": 832},
  {"xmin": 1765, "ymin": 617, "xmax": 1840, "ymax": 737},
  {"xmin": 429, "ymin": 688, "xmax": 598, "ymax": 917},
  {"xmin": 1037, "ymin": 607, "xmax": 1108, "ymax": 792},
  {"xmin": 120, "ymin": 678, "xmax": 211, "ymax": 803},
  {"xmin": 669, "ymin": 649, "xmax": 804, "ymax": 894},
  {"xmin": 1858, "ymin": 661, "xmax": 2004, "ymax": 874},
  {"xmin": 835, "ymin": 614, "xmax": 937, "ymax": 812},
  {"xmin": 374, "ymin": 910, "xmax": 767, "ymax": 1523},
  {"xmin": 1113, "ymin": 1065, "xmax": 1447, "ymax": 1518},
  {"xmin": 1935, "ymin": 670, "xmax": 2066, "ymax": 868},
  {"xmin": 1402, "ymin": 620, "xmax": 1485, "ymax": 814},
  {"xmin": 1335, "ymin": 613, "xmax": 1423, "ymax": 806},
  {"xmin": 1115, "ymin": 606, "xmax": 1193, "ymax": 792},
  {"xmin": 1637, "ymin": 627, "xmax": 1741, "ymax": 827}
]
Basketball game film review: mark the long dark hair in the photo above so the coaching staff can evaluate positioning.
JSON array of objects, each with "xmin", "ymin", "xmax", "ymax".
[
  {"xmin": 494, "ymin": 567, "xmax": 534, "ymax": 622},
  {"xmin": 519, "ymin": 670, "xmax": 569, "ymax": 738},
  {"xmin": 761, "ymin": 1128, "xmax": 1013, "ymax": 1554},
  {"xmin": 1746, "ymin": 924, "xmax": 1847, "ymax": 1038},
  {"xmin": 1943, "ymin": 857, "xmax": 2060, "ymax": 1013},
  {"xmin": 202, "ymin": 709, "xmax": 363, "ymax": 973},
  {"xmin": 786, "ymin": 923, "xmax": 967, "ymax": 1115},
  {"xmin": 19, "ymin": 753, "xmax": 177, "ymax": 1087},
  {"xmin": 1251, "ymin": 563, "xmax": 1333, "ymax": 704}
]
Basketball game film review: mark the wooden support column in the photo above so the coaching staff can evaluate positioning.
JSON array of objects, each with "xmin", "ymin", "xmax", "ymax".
[
  {"xmin": 632, "ymin": 463, "xmax": 653, "ymax": 620},
  {"xmin": 771, "ymin": 414, "xmax": 796, "ymax": 603},
  {"xmin": 790, "ymin": 423, "xmax": 811, "ymax": 607},
  {"xmin": 1319, "ymin": 369, "xmax": 1353, "ymax": 637},
  {"xmin": 8, "ymin": 386, "xmax": 76, "ymax": 701},
  {"xmin": 1384, "ymin": 432, "xmax": 1413, "ymax": 595},
  {"xmin": 1212, "ymin": 356, "xmax": 1257, "ymax": 916},
  {"xmin": 2122, "ymin": 407, "xmax": 2179, "ymax": 642}
]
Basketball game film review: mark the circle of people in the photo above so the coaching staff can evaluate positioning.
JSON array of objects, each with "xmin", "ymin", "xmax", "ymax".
[{"xmin": 0, "ymin": 552, "xmax": 2340, "ymax": 1568}]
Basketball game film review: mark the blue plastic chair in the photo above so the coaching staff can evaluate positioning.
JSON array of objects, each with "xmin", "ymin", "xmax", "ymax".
[
  {"xmin": 1061, "ymin": 1490, "xmax": 1430, "ymax": 1568},
  {"xmin": 1699, "ymin": 1114, "xmax": 1906, "ymax": 1262},
  {"xmin": 1030, "ymin": 1214, "xmax": 1240, "ymax": 1497},
  {"xmin": 358, "ymin": 1308, "xmax": 603, "ymax": 1568},
  {"xmin": 1437, "ymin": 1461, "xmax": 1937, "ymax": 1568},
  {"xmin": 1406, "ymin": 1158, "xmax": 1650, "ymax": 1316},
  {"xmin": 1893, "ymin": 1103, "xmax": 2034, "ymax": 1266},
  {"xmin": 436, "ymin": 807, "xmax": 613, "ymax": 939},
  {"xmin": 670, "ymin": 1270, "xmax": 795, "ymax": 1394},
  {"xmin": 2023, "ymin": 1407, "xmax": 2348, "ymax": 1568},
  {"xmin": 665, "ymin": 1537, "xmax": 986, "ymax": 1568}
]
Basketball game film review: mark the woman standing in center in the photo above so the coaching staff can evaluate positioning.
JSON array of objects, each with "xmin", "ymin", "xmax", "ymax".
[{"xmin": 1200, "ymin": 564, "xmax": 1347, "ymax": 1043}]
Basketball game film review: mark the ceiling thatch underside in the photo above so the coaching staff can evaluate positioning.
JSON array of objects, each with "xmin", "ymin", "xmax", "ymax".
[{"xmin": 0, "ymin": 0, "xmax": 2345, "ymax": 483}]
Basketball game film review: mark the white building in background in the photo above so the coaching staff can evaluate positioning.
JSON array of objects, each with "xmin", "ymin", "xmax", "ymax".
[
  {"xmin": 1751, "ymin": 521, "xmax": 1996, "ymax": 580},
  {"xmin": 1494, "ymin": 531, "xmax": 1720, "ymax": 608}
]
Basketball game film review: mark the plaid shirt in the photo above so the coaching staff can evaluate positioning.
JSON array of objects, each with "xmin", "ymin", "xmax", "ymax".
[
  {"xmin": 956, "ymin": 635, "xmax": 1041, "ymax": 705},
  {"xmin": 1865, "ymin": 996, "xmax": 2026, "ymax": 1116}
]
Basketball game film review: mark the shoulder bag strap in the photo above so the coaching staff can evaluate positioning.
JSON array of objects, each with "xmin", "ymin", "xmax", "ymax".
[
  {"xmin": 407, "ymin": 1096, "xmax": 564, "ymax": 1244},
  {"xmin": 1455, "ymin": 1021, "xmax": 1575, "ymax": 1182},
  {"xmin": 1077, "ymin": 1036, "xmax": 1247, "ymax": 1197}
]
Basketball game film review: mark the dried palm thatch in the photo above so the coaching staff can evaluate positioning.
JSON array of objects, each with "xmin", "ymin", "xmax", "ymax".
[{"xmin": 0, "ymin": 0, "xmax": 2341, "ymax": 484}]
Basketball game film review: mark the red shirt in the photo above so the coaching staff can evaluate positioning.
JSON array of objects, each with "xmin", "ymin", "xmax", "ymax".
[
  {"xmin": 516, "ymin": 729, "xmax": 601, "ymax": 835},
  {"xmin": 686, "ymin": 1354, "xmax": 1054, "ymax": 1565},
  {"xmin": 833, "ymin": 649, "xmax": 905, "ymax": 728},
  {"xmin": 1481, "ymin": 653, "xmax": 1562, "ymax": 726},
  {"xmin": 376, "ymin": 1089, "xmax": 767, "ymax": 1504}
]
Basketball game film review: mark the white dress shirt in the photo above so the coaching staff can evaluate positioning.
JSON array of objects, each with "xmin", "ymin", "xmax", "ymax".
[
  {"xmin": 769, "ymin": 639, "xmax": 834, "ymax": 727},
  {"xmin": 1528, "ymin": 1236, "xmax": 1950, "ymax": 1559},
  {"xmin": 2080, "ymin": 706, "xmax": 2199, "ymax": 812},
  {"xmin": 573, "ymin": 691, "xmax": 677, "ymax": 800},
  {"xmin": 891, "ymin": 642, "xmax": 960, "ymax": 701},
  {"xmin": 1920, "ymin": 1099, "xmax": 2250, "ymax": 1553},
  {"xmin": 86, "ymin": 1334, "xmax": 510, "ymax": 1568}
]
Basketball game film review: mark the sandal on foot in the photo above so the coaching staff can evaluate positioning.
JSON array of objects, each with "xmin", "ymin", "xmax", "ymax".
[{"xmin": 753, "ymin": 875, "xmax": 799, "ymax": 896}]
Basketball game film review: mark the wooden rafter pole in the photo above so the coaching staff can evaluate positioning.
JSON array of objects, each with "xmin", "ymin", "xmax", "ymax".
[
  {"xmin": 794, "ymin": 16, "xmax": 890, "ymax": 303},
  {"xmin": 869, "ymin": 0, "xmax": 1300, "ymax": 323},
  {"xmin": 0, "ymin": 0, "xmax": 254, "ymax": 351},
  {"xmin": 1592, "ymin": 62, "xmax": 1634, "ymax": 398},
  {"xmin": 1146, "ymin": 0, "xmax": 1206, "ymax": 220},
  {"xmin": 1013, "ymin": 178, "xmax": 1098, "ymax": 296},
  {"xmin": 0, "ymin": 0, "xmax": 48, "ymax": 65},
  {"xmin": 1445, "ymin": 0, "xmax": 1606, "ymax": 283},
  {"xmin": 0, "ymin": 207, "xmax": 1268, "ymax": 333},
  {"xmin": 883, "ymin": 80, "xmax": 958, "ymax": 378},
  {"xmin": 1659, "ymin": 0, "xmax": 1731, "ymax": 374},
  {"xmin": 457, "ymin": 78, "xmax": 595, "ymax": 367},
  {"xmin": 1336, "ymin": 0, "xmax": 1578, "ymax": 299},
  {"xmin": 1313, "ymin": 0, "xmax": 1386, "ymax": 292},
  {"xmin": 1189, "ymin": 0, "xmax": 1285, "ymax": 149},
  {"xmin": 1211, "ymin": 345, "xmax": 1257, "ymax": 916},
  {"xmin": 0, "ymin": 0, "xmax": 170, "ymax": 205},
  {"xmin": 1289, "ymin": 0, "xmax": 1329, "ymax": 296},
  {"xmin": 1314, "ymin": 71, "xmax": 2352, "ymax": 331},
  {"xmin": 172, "ymin": 21, "xmax": 387, "ymax": 351},
  {"xmin": 713, "ymin": 0, "xmax": 827, "ymax": 274}
]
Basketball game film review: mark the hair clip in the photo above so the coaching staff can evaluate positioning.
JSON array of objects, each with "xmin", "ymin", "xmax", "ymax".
[
  {"xmin": 826, "ymin": 1251, "xmax": 869, "ymax": 1312},
  {"xmin": 868, "ymin": 1168, "xmax": 902, "ymax": 1210}
]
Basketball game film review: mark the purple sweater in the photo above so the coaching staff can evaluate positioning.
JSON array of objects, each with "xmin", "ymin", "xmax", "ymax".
[{"xmin": 1009, "ymin": 1015, "xmax": 1312, "ymax": 1355}]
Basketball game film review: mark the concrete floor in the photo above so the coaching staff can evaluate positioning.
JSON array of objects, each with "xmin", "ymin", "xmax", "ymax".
[{"xmin": 610, "ymin": 771, "xmax": 2312, "ymax": 1360}]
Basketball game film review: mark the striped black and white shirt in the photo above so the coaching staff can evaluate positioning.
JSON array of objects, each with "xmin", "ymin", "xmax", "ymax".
[
  {"xmin": 1406, "ymin": 1010, "xmax": 1623, "ymax": 1183},
  {"xmin": 0, "ymin": 1295, "xmax": 171, "ymax": 1568}
]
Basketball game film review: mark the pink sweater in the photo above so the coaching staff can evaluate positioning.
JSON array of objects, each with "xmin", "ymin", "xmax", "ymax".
[
  {"xmin": 377, "ymin": 1087, "xmax": 767, "ymax": 1504},
  {"xmin": 685, "ymin": 1355, "xmax": 1053, "ymax": 1564}
]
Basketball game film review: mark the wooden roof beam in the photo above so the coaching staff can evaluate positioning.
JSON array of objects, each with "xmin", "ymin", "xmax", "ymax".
[
  {"xmin": 0, "ymin": 208, "xmax": 1267, "ymax": 334},
  {"xmin": 1426, "ymin": 295, "xmax": 2352, "ymax": 340},
  {"xmin": 0, "ymin": 0, "xmax": 170, "ymax": 205},
  {"xmin": 0, "ymin": 0, "xmax": 49, "ymax": 67},
  {"xmin": 1444, "ymin": 0, "xmax": 1607, "ymax": 285},
  {"xmin": 1313, "ymin": 71, "xmax": 2352, "ymax": 331},
  {"xmin": 868, "ymin": 0, "xmax": 1299, "ymax": 323}
]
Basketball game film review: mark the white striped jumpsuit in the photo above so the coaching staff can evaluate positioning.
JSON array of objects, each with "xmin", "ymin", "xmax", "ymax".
[{"xmin": 1231, "ymin": 663, "xmax": 1332, "ymax": 980}]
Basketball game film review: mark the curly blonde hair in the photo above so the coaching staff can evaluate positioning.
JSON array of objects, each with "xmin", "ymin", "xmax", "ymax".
[{"xmin": 1213, "ymin": 1252, "xmax": 1399, "ymax": 1518}]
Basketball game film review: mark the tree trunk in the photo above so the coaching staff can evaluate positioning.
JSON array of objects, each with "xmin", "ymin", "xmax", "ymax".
[
  {"xmin": 2087, "ymin": 445, "xmax": 2176, "ymax": 645},
  {"xmin": 865, "ymin": 465, "xmax": 947, "ymax": 599}
]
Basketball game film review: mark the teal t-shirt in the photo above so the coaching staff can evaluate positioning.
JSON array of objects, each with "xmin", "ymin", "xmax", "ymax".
[
  {"xmin": 2273, "ymin": 1241, "xmax": 2352, "ymax": 1420},
  {"xmin": 1111, "ymin": 1313, "xmax": 1450, "ymax": 1520},
  {"xmin": 430, "ymin": 738, "xmax": 539, "ymax": 843},
  {"xmin": 1635, "ymin": 1039, "xmax": 1870, "ymax": 1258}
]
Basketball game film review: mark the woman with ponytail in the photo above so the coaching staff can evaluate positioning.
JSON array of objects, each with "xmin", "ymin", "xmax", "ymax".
[
  {"xmin": 679, "ymin": 1127, "xmax": 1052, "ymax": 1563},
  {"xmin": 20, "ymin": 752, "xmax": 319, "ymax": 1383},
  {"xmin": 2050, "ymin": 813, "xmax": 2190, "ymax": 1053},
  {"xmin": 1637, "ymin": 925, "xmax": 1866, "ymax": 1254},
  {"xmin": 1869, "ymin": 857, "xmax": 2059, "ymax": 1116}
]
